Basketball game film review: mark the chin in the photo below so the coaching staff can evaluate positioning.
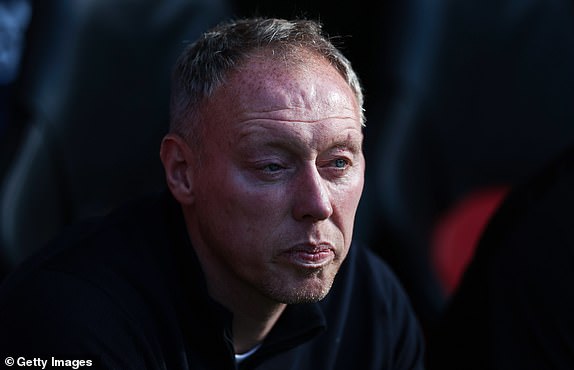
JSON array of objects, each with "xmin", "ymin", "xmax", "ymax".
[
  {"xmin": 267, "ymin": 274, "xmax": 335, "ymax": 305},
  {"xmin": 283, "ymin": 290, "xmax": 330, "ymax": 305}
]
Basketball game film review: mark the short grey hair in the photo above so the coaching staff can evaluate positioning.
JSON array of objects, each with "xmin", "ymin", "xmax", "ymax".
[{"xmin": 170, "ymin": 17, "xmax": 365, "ymax": 146}]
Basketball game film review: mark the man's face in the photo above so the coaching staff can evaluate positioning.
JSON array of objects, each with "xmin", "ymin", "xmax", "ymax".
[{"xmin": 187, "ymin": 52, "xmax": 364, "ymax": 305}]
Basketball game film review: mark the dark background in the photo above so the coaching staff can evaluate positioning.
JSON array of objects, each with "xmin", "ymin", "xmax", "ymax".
[{"xmin": 1, "ymin": 0, "xmax": 574, "ymax": 344}]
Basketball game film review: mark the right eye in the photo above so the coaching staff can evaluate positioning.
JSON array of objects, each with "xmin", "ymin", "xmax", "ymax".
[{"xmin": 262, "ymin": 163, "xmax": 284, "ymax": 173}]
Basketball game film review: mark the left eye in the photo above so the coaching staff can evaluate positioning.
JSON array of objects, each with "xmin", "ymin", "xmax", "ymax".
[{"xmin": 333, "ymin": 158, "xmax": 349, "ymax": 168}]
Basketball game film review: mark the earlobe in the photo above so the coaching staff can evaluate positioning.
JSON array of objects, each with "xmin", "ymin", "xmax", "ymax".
[{"xmin": 160, "ymin": 134, "xmax": 195, "ymax": 204}]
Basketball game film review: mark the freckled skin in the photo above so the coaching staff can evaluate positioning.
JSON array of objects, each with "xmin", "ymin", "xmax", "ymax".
[{"xmin": 184, "ymin": 50, "xmax": 365, "ymax": 312}]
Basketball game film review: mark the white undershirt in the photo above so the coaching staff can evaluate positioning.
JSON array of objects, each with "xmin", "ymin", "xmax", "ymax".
[{"xmin": 234, "ymin": 344, "xmax": 262, "ymax": 364}]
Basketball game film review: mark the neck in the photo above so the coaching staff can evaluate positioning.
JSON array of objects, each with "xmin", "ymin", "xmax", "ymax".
[
  {"xmin": 207, "ymin": 271, "xmax": 287, "ymax": 354},
  {"xmin": 231, "ymin": 301, "xmax": 286, "ymax": 354},
  {"xmin": 185, "ymin": 220, "xmax": 287, "ymax": 353}
]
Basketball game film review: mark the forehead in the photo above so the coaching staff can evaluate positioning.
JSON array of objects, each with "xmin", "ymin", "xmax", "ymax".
[{"xmin": 211, "ymin": 50, "xmax": 361, "ymax": 124}]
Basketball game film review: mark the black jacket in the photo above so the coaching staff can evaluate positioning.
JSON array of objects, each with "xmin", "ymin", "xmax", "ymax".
[{"xmin": 0, "ymin": 192, "xmax": 424, "ymax": 369}]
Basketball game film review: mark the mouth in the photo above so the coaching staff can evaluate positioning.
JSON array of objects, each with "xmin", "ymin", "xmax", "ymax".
[{"xmin": 280, "ymin": 243, "xmax": 335, "ymax": 269}]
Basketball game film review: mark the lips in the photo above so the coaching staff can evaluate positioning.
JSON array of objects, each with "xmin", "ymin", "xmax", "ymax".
[{"xmin": 281, "ymin": 243, "xmax": 335, "ymax": 268}]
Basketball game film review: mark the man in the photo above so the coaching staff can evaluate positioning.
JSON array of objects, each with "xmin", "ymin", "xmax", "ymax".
[{"xmin": 0, "ymin": 18, "xmax": 424, "ymax": 369}]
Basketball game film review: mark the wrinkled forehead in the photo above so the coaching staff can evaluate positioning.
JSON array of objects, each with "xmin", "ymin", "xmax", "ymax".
[{"xmin": 218, "ymin": 50, "xmax": 361, "ymax": 122}]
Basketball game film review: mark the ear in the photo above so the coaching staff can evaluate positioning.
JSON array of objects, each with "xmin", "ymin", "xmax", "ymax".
[{"xmin": 160, "ymin": 134, "xmax": 196, "ymax": 205}]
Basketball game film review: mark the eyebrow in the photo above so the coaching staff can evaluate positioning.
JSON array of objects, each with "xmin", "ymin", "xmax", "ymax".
[
  {"xmin": 237, "ymin": 133, "xmax": 363, "ymax": 160},
  {"xmin": 329, "ymin": 137, "xmax": 363, "ymax": 154},
  {"xmin": 236, "ymin": 121, "xmax": 363, "ymax": 154}
]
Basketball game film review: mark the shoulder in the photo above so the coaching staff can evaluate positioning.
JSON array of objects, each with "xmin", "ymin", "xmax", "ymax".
[
  {"xmin": 322, "ymin": 242, "xmax": 426, "ymax": 369},
  {"xmin": 0, "ymin": 267, "xmax": 151, "ymax": 367},
  {"xmin": 0, "ymin": 192, "xmax": 184, "ymax": 364}
]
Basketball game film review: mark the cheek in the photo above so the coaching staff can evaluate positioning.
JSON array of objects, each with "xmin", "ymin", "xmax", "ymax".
[
  {"xmin": 332, "ymin": 174, "xmax": 364, "ymax": 226},
  {"xmin": 229, "ymin": 187, "xmax": 289, "ymax": 225},
  {"xmin": 347, "ymin": 178, "xmax": 365, "ymax": 211},
  {"xmin": 208, "ymin": 182, "xmax": 292, "ymax": 266},
  {"xmin": 211, "ymin": 170, "xmax": 291, "ymax": 232}
]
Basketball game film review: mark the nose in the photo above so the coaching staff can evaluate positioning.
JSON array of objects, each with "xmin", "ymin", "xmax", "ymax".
[{"xmin": 292, "ymin": 165, "xmax": 333, "ymax": 222}]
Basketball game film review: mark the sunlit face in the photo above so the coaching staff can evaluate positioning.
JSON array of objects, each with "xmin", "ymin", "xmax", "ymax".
[{"xmin": 186, "ymin": 51, "xmax": 364, "ymax": 305}]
